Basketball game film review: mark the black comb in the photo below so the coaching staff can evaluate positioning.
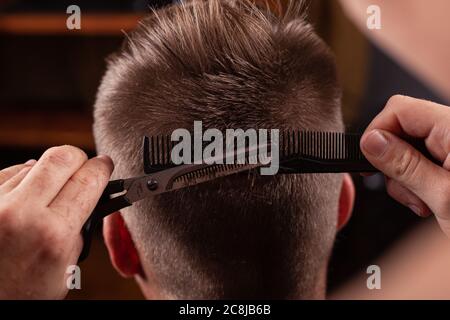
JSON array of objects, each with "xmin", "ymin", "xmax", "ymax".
[
  {"xmin": 143, "ymin": 131, "xmax": 436, "ymax": 174},
  {"xmin": 277, "ymin": 131, "xmax": 372, "ymax": 173},
  {"xmin": 143, "ymin": 135, "xmax": 176, "ymax": 173}
]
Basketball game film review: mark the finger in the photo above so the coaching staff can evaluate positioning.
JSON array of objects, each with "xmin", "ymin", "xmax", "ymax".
[
  {"xmin": 49, "ymin": 155, "xmax": 114, "ymax": 228},
  {"xmin": 365, "ymin": 95, "xmax": 450, "ymax": 162},
  {"xmin": 1, "ymin": 166, "xmax": 34, "ymax": 192},
  {"xmin": 17, "ymin": 146, "xmax": 88, "ymax": 206},
  {"xmin": 361, "ymin": 129, "xmax": 450, "ymax": 219},
  {"xmin": 0, "ymin": 160, "xmax": 36, "ymax": 185},
  {"xmin": 385, "ymin": 177, "xmax": 432, "ymax": 217},
  {"xmin": 444, "ymin": 153, "xmax": 450, "ymax": 171}
]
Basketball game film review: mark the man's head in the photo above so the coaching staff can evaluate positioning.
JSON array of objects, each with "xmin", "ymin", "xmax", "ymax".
[{"xmin": 93, "ymin": 0, "xmax": 354, "ymax": 299}]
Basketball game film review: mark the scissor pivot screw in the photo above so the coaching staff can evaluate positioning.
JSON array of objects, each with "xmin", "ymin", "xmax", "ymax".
[{"xmin": 147, "ymin": 179, "xmax": 158, "ymax": 191}]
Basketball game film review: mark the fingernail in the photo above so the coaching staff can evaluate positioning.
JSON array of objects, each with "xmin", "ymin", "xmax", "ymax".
[
  {"xmin": 409, "ymin": 204, "xmax": 423, "ymax": 217},
  {"xmin": 362, "ymin": 130, "xmax": 389, "ymax": 157},
  {"xmin": 25, "ymin": 159, "xmax": 37, "ymax": 165}
]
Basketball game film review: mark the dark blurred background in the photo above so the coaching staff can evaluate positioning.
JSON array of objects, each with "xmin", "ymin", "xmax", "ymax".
[{"xmin": 1, "ymin": 0, "xmax": 445, "ymax": 299}]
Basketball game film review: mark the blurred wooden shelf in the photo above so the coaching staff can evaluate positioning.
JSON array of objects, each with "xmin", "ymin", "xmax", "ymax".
[
  {"xmin": 0, "ymin": 13, "xmax": 143, "ymax": 35},
  {"xmin": 0, "ymin": 111, "xmax": 94, "ymax": 149}
]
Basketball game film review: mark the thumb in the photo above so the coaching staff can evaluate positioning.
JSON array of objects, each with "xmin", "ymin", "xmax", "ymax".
[{"xmin": 360, "ymin": 129, "xmax": 450, "ymax": 222}]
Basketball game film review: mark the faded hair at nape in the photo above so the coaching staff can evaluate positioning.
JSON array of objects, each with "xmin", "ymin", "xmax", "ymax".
[{"xmin": 93, "ymin": 0, "xmax": 343, "ymax": 299}]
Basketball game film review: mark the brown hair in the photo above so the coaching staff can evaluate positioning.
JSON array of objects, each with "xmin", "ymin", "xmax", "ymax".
[{"xmin": 94, "ymin": 0, "xmax": 343, "ymax": 299}]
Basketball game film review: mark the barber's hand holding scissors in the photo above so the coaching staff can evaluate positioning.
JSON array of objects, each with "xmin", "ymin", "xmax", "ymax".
[
  {"xmin": 361, "ymin": 95, "xmax": 450, "ymax": 236},
  {"xmin": 0, "ymin": 146, "xmax": 113, "ymax": 299}
]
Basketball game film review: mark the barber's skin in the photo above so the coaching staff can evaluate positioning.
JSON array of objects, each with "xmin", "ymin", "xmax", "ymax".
[
  {"xmin": 0, "ymin": 147, "xmax": 113, "ymax": 299},
  {"xmin": 360, "ymin": 95, "xmax": 450, "ymax": 234},
  {"xmin": 0, "ymin": 95, "xmax": 448, "ymax": 299}
]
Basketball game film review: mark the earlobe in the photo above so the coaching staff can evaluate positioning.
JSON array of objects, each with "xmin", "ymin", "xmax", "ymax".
[
  {"xmin": 103, "ymin": 212, "xmax": 144, "ymax": 278},
  {"xmin": 337, "ymin": 173, "xmax": 355, "ymax": 230}
]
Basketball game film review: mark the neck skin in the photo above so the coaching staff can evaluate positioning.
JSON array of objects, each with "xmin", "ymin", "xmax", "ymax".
[
  {"xmin": 136, "ymin": 263, "xmax": 329, "ymax": 300},
  {"xmin": 313, "ymin": 265, "xmax": 329, "ymax": 300}
]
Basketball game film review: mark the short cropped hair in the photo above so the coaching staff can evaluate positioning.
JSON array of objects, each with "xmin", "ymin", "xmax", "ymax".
[{"xmin": 94, "ymin": 0, "xmax": 343, "ymax": 299}]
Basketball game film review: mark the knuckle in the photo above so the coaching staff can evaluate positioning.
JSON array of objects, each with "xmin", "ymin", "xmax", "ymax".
[
  {"xmin": 386, "ymin": 95, "xmax": 409, "ymax": 111},
  {"xmin": 72, "ymin": 168, "xmax": 100, "ymax": 190},
  {"xmin": 392, "ymin": 148, "xmax": 421, "ymax": 181},
  {"xmin": 0, "ymin": 204, "xmax": 19, "ymax": 235},
  {"xmin": 387, "ymin": 94, "xmax": 406, "ymax": 105},
  {"xmin": 443, "ymin": 181, "xmax": 450, "ymax": 214},
  {"xmin": 43, "ymin": 145, "xmax": 87, "ymax": 168},
  {"xmin": 445, "ymin": 131, "xmax": 450, "ymax": 157},
  {"xmin": 0, "ymin": 194, "xmax": 24, "ymax": 229}
]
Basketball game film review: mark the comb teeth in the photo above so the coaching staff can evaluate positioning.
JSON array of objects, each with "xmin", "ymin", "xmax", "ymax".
[
  {"xmin": 143, "ymin": 131, "xmax": 366, "ymax": 173},
  {"xmin": 143, "ymin": 135, "xmax": 269, "ymax": 174},
  {"xmin": 143, "ymin": 135, "xmax": 175, "ymax": 173},
  {"xmin": 279, "ymin": 131, "xmax": 365, "ymax": 161}
]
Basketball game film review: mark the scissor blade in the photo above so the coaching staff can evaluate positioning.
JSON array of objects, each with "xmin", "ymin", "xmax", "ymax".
[
  {"xmin": 125, "ymin": 144, "xmax": 273, "ymax": 203},
  {"xmin": 166, "ymin": 162, "xmax": 264, "ymax": 192},
  {"xmin": 163, "ymin": 143, "xmax": 273, "ymax": 192},
  {"xmin": 124, "ymin": 161, "xmax": 269, "ymax": 203}
]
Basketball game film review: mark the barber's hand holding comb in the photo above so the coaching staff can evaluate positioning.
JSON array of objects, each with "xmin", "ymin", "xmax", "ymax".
[{"xmin": 361, "ymin": 95, "xmax": 450, "ymax": 236}]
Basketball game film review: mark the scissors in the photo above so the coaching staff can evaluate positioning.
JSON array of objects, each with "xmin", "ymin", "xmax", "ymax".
[
  {"xmin": 79, "ymin": 147, "xmax": 267, "ymax": 262},
  {"xmin": 80, "ymin": 131, "xmax": 438, "ymax": 261}
]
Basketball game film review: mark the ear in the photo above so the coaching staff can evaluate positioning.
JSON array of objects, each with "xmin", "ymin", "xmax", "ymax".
[
  {"xmin": 337, "ymin": 173, "xmax": 355, "ymax": 230},
  {"xmin": 103, "ymin": 212, "xmax": 144, "ymax": 278}
]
